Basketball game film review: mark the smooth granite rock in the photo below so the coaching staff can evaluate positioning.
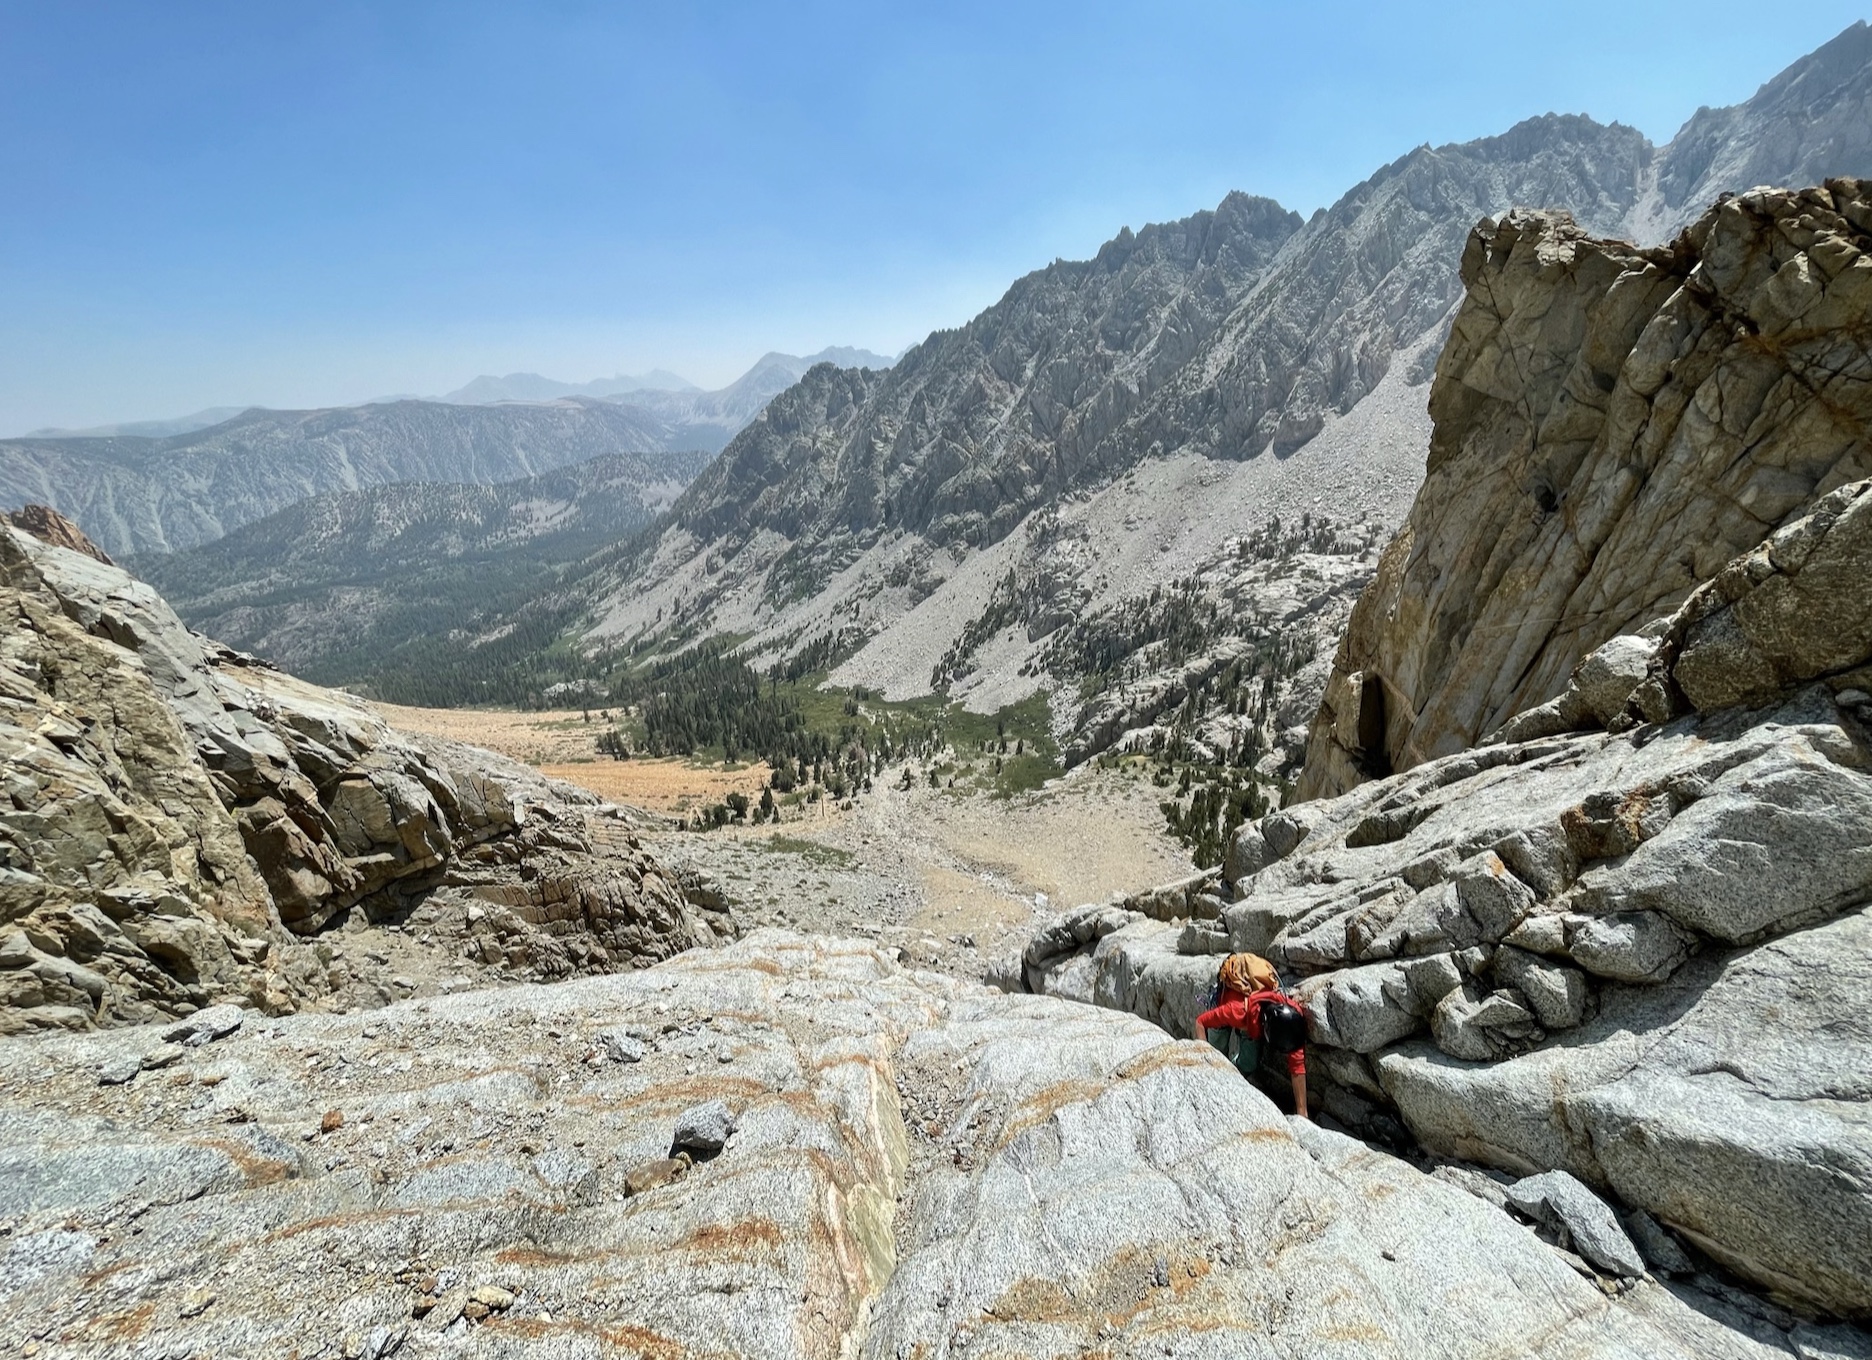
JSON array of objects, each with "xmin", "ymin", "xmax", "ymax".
[{"xmin": 0, "ymin": 931, "xmax": 1794, "ymax": 1358}]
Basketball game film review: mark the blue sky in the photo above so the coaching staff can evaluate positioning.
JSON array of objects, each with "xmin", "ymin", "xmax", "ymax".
[{"xmin": 2, "ymin": 2, "xmax": 1866, "ymax": 433}]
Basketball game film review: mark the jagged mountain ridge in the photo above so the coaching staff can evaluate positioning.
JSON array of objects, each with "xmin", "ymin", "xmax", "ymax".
[
  {"xmin": 0, "ymin": 397, "xmax": 687, "ymax": 557},
  {"xmin": 5, "ymin": 347, "xmax": 901, "ymax": 559},
  {"xmin": 134, "ymin": 448, "xmax": 714, "ymax": 682},
  {"xmin": 524, "ymin": 23, "xmax": 1871, "ymax": 742}
]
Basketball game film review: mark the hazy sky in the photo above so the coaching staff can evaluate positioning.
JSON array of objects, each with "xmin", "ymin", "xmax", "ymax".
[{"xmin": 3, "ymin": 2, "xmax": 1866, "ymax": 433}]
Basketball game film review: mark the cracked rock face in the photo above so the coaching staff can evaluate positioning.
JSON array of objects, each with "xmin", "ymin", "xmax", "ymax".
[
  {"xmin": 1024, "ymin": 691, "xmax": 1872, "ymax": 1318},
  {"xmin": 1302, "ymin": 181, "xmax": 1872, "ymax": 800},
  {"xmin": 0, "ymin": 933, "xmax": 1774, "ymax": 1358},
  {"xmin": 0, "ymin": 525, "xmax": 734, "ymax": 1032}
]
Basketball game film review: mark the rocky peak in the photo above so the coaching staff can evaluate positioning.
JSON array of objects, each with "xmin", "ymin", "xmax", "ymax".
[{"xmin": 1651, "ymin": 21, "xmax": 1872, "ymax": 236}]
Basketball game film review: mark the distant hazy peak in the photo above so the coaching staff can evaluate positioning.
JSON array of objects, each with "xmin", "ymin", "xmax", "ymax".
[
  {"xmin": 438, "ymin": 350, "xmax": 891, "ymax": 410},
  {"xmin": 442, "ymin": 370, "xmax": 700, "ymax": 404},
  {"xmin": 794, "ymin": 346, "xmax": 896, "ymax": 370},
  {"xmin": 20, "ymin": 406, "xmax": 254, "ymax": 440}
]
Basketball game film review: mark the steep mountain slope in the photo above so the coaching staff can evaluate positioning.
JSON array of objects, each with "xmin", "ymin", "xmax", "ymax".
[
  {"xmin": 520, "ymin": 24, "xmax": 1869, "ymax": 770},
  {"xmin": 134, "ymin": 448, "xmax": 713, "ymax": 682},
  {"xmin": 1633, "ymin": 19, "xmax": 1872, "ymax": 239},
  {"xmin": 0, "ymin": 397, "xmax": 685, "ymax": 557}
]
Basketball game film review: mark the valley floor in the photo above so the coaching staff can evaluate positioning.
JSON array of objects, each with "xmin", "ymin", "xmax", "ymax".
[
  {"xmin": 369, "ymin": 697, "xmax": 1194, "ymax": 980},
  {"xmin": 646, "ymin": 762, "xmax": 1193, "ymax": 976}
]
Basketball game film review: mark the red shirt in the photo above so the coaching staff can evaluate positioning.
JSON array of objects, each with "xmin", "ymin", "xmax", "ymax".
[{"xmin": 1197, "ymin": 988, "xmax": 1307, "ymax": 1076}]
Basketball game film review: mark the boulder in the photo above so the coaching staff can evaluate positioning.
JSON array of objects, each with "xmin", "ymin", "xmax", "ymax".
[
  {"xmin": 1497, "ymin": 946, "xmax": 1589, "ymax": 1029},
  {"xmin": 1570, "ymin": 634, "xmax": 1662, "ymax": 728},
  {"xmin": 164, "ymin": 1002, "xmax": 246, "ymax": 1047},
  {"xmin": 1294, "ymin": 960, "xmax": 1423, "ymax": 1053},
  {"xmin": 1431, "ymin": 984, "xmax": 1543, "ymax": 1061},
  {"xmin": 1507, "ymin": 1170, "xmax": 1647, "ymax": 1278},
  {"xmin": 95, "ymin": 1052, "xmax": 142, "ymax": 1086},
  {"xmin": 1377, "ymin": 905, "xmax": 1872, "ymax": 1318},
  {"xmin": 1568, "ymin": 911, "xmax": 1691, "ymax": 983},
  {"xmin": 671, "ymin": 1098, "xmax": 736, "ymax": 1154},
  {"xmin": 598, "ymin": 1029, "xmax": 646, "ymax": 1064}
]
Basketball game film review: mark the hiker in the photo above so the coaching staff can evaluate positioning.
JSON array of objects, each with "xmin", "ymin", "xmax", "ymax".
[{"xmin": 1193, "ymin": 951, "xmax": 1310, "ymax": 1119}]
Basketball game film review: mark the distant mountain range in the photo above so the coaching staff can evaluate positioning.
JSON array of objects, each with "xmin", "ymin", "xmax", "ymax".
[
  {"xmin": 439, "ymin": 349, "xmax": 893, "ymax": 406},
  {"xmin": 0, "ymin": 399, "xmax": 680, "ymax": 556},
  {"xmin": 611, "ymin": 349, "xmax": 901, "ymax": 451},
  {"xmin": 440, "ymin": 369, "xmax": 700, "ymax": 403},
  {"xmin": 23, "ymin": 406, "xmax": 252, "ymax": 440},
  {"xmin": 1, "ymin": 347, "xmax": 894, "ymax": 556},
  {"xmin": 133, "ymin": 448, "xmax": 714, "ymax": 686}
]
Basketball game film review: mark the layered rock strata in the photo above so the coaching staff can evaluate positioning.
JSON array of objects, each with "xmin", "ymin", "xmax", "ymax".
[
  {"xmin": 0, "ymin": 519, "xmax": 732, "ymax": 1032},
  {"xmin": 1301, "ymin": 181, "xmax": 1872, "ymax": 799},
  {"xmin": 0, "ymin": 932, "xmax": 1806, "ymax": 1359}
]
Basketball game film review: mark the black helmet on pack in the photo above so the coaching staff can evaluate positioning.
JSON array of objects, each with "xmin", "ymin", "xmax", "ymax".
[{"xmin": 1259, "ymin": 999, "xmax": 1307, "ymax": 1054}]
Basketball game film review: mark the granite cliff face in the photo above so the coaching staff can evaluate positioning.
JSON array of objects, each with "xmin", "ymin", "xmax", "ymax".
[
  {"xmin": 1300, "ymin": 181, "xmax": 1872, "ymax": 798},
  {"xmin": 1013, "ymin": 185, "xmax": 1872, "ymax": 1321},
  {"xmin": 0, "ymin": 516, "xmax": 732, "ymax": 1033}
]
